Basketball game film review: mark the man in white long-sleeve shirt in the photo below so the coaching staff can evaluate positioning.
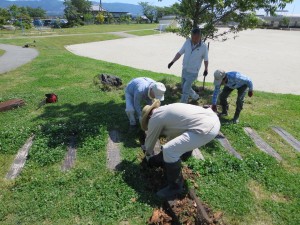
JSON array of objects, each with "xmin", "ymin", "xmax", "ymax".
[
  {"xmin": 168, "ymin": 27, "xmax": 209, "ymax": 103},
  {"xmin": 140, "ymin": 100, "xmax": 220, "ymax": 199}
]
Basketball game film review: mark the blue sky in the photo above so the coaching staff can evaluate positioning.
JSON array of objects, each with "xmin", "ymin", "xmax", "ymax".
[{"xmin": 101, "ymin": 0, "xmax": 300, "ymax": 14}]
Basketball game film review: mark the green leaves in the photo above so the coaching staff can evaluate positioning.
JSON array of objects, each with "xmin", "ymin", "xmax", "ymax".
[{"xmin": 173, "ymin": 0, "xmax": 294, "ymax": 40}]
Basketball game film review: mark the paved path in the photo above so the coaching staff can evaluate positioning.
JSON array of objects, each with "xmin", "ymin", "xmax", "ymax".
[
  {"xmin": 66, "ymin": 29, "xmax": 300, "ymax": 95},
  {"xmin": 0, "ymin": 44, "xmax": 39, "ymax": 74}
]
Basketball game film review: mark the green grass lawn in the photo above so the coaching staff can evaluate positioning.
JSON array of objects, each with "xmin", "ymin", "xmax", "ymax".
[
  {"xmin": 0, "ymin": 24, "xmax": 157, "ymax": 38},
  {"xmin": 126, "ymin": 29, "xmax": 160, "ymax": 36},
  {"xmin": 0, "ymin": 29, "xmax": 299, "ymax": 225},
  {"xmin": 0, "ymin": 49, "xmax": 5, "ymax": 57}
]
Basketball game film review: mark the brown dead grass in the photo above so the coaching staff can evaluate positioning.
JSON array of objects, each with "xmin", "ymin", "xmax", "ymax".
[
  {"xmin": 248, "ymin": 180, "xmax": 289, "ymax": 203},
  {"xmin": 240, "ymin": 180, "xmax": 291, "ymax": 225}
]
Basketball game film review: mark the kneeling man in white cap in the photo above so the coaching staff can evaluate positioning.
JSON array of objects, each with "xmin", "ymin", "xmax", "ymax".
[
  {"xmin": 125, "ymin": 77, "xmax": 166, "ymax": 128},
  {"xmin": 141, "ymin": 100, "xmax": 220, "ymax": 199}
]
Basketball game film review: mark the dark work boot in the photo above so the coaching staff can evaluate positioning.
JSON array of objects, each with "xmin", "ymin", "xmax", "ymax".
[
  {"xmin": 219, "ymin": 105, "xmax": 228, "ymax": 117},
  {"xmin": 232, "ymin": 110, "xmax": 240, "ymax": 124},
  {"xmin": 148, "ymin": 152, "xmax": 164, "ymax": 168},
  {"xmin": 181, "ymin": 151, "xmax": 193, "ymax": 161},
  {"xmin": 156, "ymin": 160, "xmax": 184, "ymax": 200}
]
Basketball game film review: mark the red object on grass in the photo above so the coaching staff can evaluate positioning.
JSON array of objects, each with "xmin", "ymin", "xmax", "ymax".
[{"xmin": 45, "ymin": 93, "xmax": 58, "ymax": 103}]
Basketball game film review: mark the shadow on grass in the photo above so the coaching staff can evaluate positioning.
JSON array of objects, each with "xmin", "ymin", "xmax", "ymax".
[
  {"xmin": 116, "ymin": 159, "xmax": 165, "ymax": 208},
  {"xmin": 159, "ymin": 78, "xmax": 214, "ymax": 106},
  {"xmin": 34, "ymin": 100, "xmax": 132, "ymax": 149}
]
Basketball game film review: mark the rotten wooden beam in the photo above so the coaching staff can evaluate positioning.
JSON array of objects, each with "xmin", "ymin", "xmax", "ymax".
[
  {"xmin": 189, "ymin": 188, "xmax": 213, "ymax": 225},
  {"xmin": 106, "ymin": 130, "xmax": 121, "ymax": 171},
  {"xmin": 192, "ymin": 148, "xmax": 205, "ymax": 161},
  {"xmin": 0, "ymin": 99, "xmax": 25, "ymax": 112},
  {"xmin": 216, "ymin": 132, "xmax": 242, "ymax": 160},
  {"xmin": 272, "ymin": 126, "xmax": 300, "ymax": 152},
  {"xmin": 5, "ymin": 135, "xmax": 34, "ymax": 179},
  {"xmin": 244, "ymin": 127, "xmax": 282, "ymax": 161},
  {"xmin": 61, "ymin": 136, "xmax": 77, "ymax": 172}
]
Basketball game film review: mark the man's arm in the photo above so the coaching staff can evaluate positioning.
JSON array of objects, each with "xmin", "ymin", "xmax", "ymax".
[
  {"xmin": 145, "ymin": 119, "xmax": 163, "ymax": 156},
  {"xmin": 247, "ymin": 79, "xmax": 254, "ymax": 97},
  {"xmin": 211, "ymin": 85, "xmax": 221, "ymax": 111},
  {"xmin": 172, "ymin": 53, "xmax": 182, "ymax": 63},
  {"xmin": 247, "ymin": 79, "xmax": 253, "ymax": 91},
  {"xmin": 133, "ymin": 91, "xmax": 143, "ymax": 118},
  {"xmin": 168, "ymin": 40, "xmax": 187, "ymax": 69},
  {"xmin": 168, "ymin": 53, "xmax": 182, "ymax": 69}
]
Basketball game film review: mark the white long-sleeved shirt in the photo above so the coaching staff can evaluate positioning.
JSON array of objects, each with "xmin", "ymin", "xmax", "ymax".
[
  {"xmin": 179, "ymin": 39, "xmax": 209, "ymax": 74},
  {"xmin": 145, "ymin": 103, "xmax": 219, "ymax": 155}
]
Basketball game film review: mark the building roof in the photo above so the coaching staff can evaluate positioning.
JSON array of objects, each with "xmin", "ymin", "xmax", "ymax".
[{"xmin": 91, "ymin": 5, "xmax": 106, "ymax": 12}]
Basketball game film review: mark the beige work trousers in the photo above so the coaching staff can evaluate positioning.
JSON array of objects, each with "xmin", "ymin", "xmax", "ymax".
[{"xmin": 162, "ymin": 121, "xmax": 220, "ymax": 163}]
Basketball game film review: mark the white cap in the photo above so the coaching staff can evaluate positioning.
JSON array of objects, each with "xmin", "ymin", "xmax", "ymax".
[
  {"xmin": 214, "ymin": 70, "xmax": 226, "ymax": 86},
  {"xmin": 151, "ymin": 82, "xmax": 166, "ymax": 101}
]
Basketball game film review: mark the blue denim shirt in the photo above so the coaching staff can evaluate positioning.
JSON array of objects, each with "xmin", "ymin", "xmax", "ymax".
[
  {"xmin": 212, "ymin": 71, "xmax": 253, "ymax": 105},
  {"xmin": 126, "ymin": 77, "xmax": 155, "ymax": 117}
]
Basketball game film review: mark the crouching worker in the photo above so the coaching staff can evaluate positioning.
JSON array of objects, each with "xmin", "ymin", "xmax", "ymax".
[
  {"xmin": 125, "ymin": 77, "xmax": 166, "ymax": 128},
  {"xmin": 212, "ymin": 70, "xmax": 254, "ymax": 124},
  {"xmin": 141, "ymin": 100, "xmax": 220, "ymax": 199}
]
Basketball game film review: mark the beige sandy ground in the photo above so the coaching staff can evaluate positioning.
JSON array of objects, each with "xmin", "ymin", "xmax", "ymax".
[{"xmin": 66, "ymin": 29, "xmax": 300, "ymax": 95}]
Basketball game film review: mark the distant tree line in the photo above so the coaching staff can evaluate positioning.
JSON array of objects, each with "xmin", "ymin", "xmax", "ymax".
[
  {"xmin": 138, "ymin": 2, "xmax": 180, "ymax": 23},
  {"xmin": 0, "ymin": 5, "xmax": 46, "ymax": 29}
]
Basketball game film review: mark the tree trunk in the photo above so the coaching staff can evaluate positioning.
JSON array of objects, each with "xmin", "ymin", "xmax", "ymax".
[{"xmin": 193, "ymin": 0, "xmax": 201, "ymax": 28}]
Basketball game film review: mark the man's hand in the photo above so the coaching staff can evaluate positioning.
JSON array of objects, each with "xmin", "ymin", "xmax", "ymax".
[
  {"xmin": 168, "ymin": 61, "xmax": 174, "ymax": 69},
  {"xmin": 248, "ymin": 91, "xmax": 253, "ymax": 97},
  {"xmin": 203, "ymin": 70, "xmax": 208, "ymax": 77},
  {"xmin": 211, "ymin": 105, "xmax": 217, "ymax": 112}
]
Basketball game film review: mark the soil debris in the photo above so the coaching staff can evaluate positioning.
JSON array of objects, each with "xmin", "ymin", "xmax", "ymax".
[{"xmin": 148, "ymin": 208, "xmax": 173, "ymax": 225}]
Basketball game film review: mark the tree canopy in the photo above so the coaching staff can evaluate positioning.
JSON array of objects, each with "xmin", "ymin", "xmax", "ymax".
[
  {"xmin": 138, "ymin": 2, "xmax": 157, "ymax": 23},
  {"xmin": 158, "ymin": 0, "xmax": 294, "ymax": 41},
  {"xmin": 0, "ymin": 4, "xmax": 46, "ymax": 28},
  {"xmin": 63, "ymin": 0, "xmax": 92, "ymax": 26}
]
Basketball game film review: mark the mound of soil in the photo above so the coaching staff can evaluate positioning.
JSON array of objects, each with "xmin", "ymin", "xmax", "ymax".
[{"xmin": 140, "ymin": 154, "xmax": 225, "ymax": 225}]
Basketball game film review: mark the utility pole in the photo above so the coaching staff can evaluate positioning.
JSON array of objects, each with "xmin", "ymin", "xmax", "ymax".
[{"xmin": 99, "ymin": 0, "xmax": 102, "ymax": 12}]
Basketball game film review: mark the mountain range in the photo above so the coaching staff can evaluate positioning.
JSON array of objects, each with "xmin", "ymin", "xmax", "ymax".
[{"xmin": 0, "ymin": 0, "xmax": 143, "ymax": 16}]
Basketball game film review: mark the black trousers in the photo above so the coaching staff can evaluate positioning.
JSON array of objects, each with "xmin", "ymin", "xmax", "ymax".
[{"xmin": 219, "ymin": 85, "xmax": 248, "ymax": 114}]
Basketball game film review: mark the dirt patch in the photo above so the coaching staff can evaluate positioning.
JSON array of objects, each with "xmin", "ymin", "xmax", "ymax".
[
  {"xmin": 140, "ymin": 156, "xmax": 225, "ymax": 225},
  {"xmin": 248, "ymin": 180, "xmax": 289, "ymax": 203},
  {"xmin": 148, "ymin": 208, "xmax": 173, "ymax": 225}
]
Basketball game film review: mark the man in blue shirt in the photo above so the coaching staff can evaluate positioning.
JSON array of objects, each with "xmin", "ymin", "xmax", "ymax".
[
  {"xmin": 212, "ymin": 70, "xmax": 253, "ymax": 123},
  {"xmin": 125, "ymin": 77, "xmax": 166, "ymax": 127}
]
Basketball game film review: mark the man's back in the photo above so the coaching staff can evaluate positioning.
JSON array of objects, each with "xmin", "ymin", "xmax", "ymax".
[
  {"xmin": 126, "ymin": 77, "xmax": 155, "ymax": 95},
  {"xmin": 150, "ymin": 103, "xmax": 219, "ymax": 137}
]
